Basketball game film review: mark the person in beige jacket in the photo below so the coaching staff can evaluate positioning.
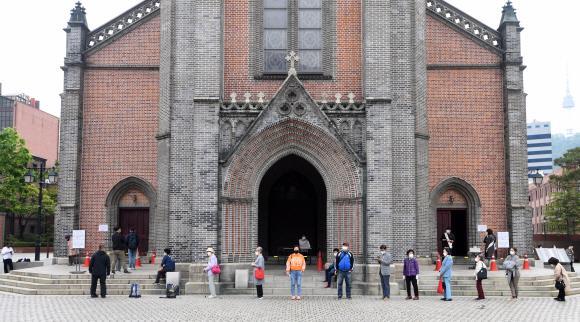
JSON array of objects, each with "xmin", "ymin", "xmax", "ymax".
[{"xmin": 548, "ymin": 257, "xmax": 571, "ymax": 301}]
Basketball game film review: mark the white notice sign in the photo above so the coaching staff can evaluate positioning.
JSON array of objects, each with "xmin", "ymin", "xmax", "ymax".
[
  {"xmin": 497, "ymin": 231, "xmax": 509, "ymax": 248},
  {"xmin": 477, "ymin": 225, "xmax": 488, "ymax": 232},
  {"xmin": 72, "ymin": 230, "xmax": 85, "ymax": 249},
  {"xmin": 98, "ymin": 224, "xmax": 109, "ymax": 232}
]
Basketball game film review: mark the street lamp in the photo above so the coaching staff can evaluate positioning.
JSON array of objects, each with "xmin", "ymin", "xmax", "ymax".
[
  {"xmin": 23, "ymin": 161, "xmax": 58, "ymax": 261},
  {"xmin": 530, "ymin": 169, "xmax": 544, "ymax": 187}
]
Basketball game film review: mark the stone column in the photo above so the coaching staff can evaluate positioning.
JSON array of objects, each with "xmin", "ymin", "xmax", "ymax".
[
  {"xmin": 55, "ymin": 3, "xmax": 88, "ymax": 257},
  {"xmin": 498, "ymin": 2, "xmax": 532, "ymax": 254}
]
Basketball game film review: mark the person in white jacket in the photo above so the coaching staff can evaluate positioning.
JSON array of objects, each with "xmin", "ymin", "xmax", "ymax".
[
  {"xmin": 2, "ymin": 242, "xmax": 15, "ymax": 273},
  {"xmin": 474, "ymin": 254, "xmax": 487, "ymax": 300}
]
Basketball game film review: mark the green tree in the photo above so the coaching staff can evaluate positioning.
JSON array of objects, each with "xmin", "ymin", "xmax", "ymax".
[
  {"xmin": 545, "ymin": 147, "xmax": 580, "ymax": 240},
  {"xmin": 0, "ymin": 128, "xmax": 56, "ymax": 240}
]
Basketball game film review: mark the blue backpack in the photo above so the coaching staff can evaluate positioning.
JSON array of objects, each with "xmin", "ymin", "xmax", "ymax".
[
  {"xmin": 338, "ymin": 252, "xmax": 352, "ymax": 271},
  {"xmin": 164, "ymin": 255, "xmax": 176, "ymax": 271}
]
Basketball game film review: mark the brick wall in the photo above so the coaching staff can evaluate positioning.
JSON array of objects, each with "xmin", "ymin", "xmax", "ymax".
[
  {"xmin": 426, "ymin": 14, "xmax": 507, "ymax": 233},
  {"xmin": 13, "ymin": 102, "xmax": 60, "ymax": 167},
  {"xmin": 79, "ymin": 15, "xmax": 160, "ymax": 253},
  {"xmin": 223, "ymin": 0, "xmax": 363, "ymax": 100}
]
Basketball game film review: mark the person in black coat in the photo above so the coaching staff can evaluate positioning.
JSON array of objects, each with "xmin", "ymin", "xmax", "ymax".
[{"xmin": 89, "ymin": 244, "xmax": 111, "ymax": 298}]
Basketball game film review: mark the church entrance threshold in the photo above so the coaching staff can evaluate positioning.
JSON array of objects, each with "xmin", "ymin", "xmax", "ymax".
[{"xmin": 258, "ymin": 155, "xmax": 327, "ymax": 258}]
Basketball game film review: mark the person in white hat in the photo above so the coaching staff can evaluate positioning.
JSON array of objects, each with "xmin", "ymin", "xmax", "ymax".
[{"xmin": 203, "ymin": 247, "xmax": 218, "ymax": 298}]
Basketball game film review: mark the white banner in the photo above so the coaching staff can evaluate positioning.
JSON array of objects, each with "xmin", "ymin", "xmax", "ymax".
[
  {"xmin": 98, "ymin": 224, "xmax": 109, "ymax": 232},
  {"xmin": 497, "ymin": 231, "xmax": 509, "ymax": 248},
  {"xmin": 72, "ymin": 230, "xmax": 85, "ymax": 249}
]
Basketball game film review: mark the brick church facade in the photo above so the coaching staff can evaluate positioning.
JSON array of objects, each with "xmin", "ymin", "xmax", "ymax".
[{"xmin": 55, "ymin": 0, "xmax": 530, "ymax": 267}]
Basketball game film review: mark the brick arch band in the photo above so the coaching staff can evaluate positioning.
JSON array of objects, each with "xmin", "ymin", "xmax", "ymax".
[
  {"xmin": 430, "ymin": 177, "xmax": 482, "ymax": 250},
  {"xmin": 221, "ymin": 118, "xmax": 363, "ymax": 262},
  {"xmin": 105, "ymin": 176, "xmax": 157, "ymax": 251}
]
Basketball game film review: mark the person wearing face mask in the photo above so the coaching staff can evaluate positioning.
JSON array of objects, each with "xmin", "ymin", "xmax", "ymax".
[
  {"xmin": 251, "ymin": 247, "xmax": 265, "ymax": 299},
  {"xmin": 483, "ymin": 229, "xmax": 496, "ymax": 263},
  {"xmin": 335, "ymin": 242, "xmax": 355, "ymax": 299},
  {"xmin": 377, "ymin": 245, "xmax": 393, "ymax": 299},
  {"xmin": 473, "ymin": 254, "xmax": 487, "ymax": 300},
  {"xmin": 286, "ymin": 245, "xmax": 306, "ymax": 300},
  {"xmin": 548, "ymin": 257, "xmax": 571, "ymax": 301},
  {"xmin": 403, "ymin": 249, "xmax": 420, "ymax": 300},
  {"xmin": 203, "ymin": 247, "xmax": 219, "ymax": 299},
  {"xmin": 441, "ymin": 228, "xmax": 455, "ymax": 255},
  {"xmin": 439, "ymin": 247, "xmax": 453, "ymax": 301},
  {"xmin": 324, "ymin": 248, "xmax": 340, "ymax": 288},
  {"xmin": 504, "ymin": 247, "xmax": 521, "ymax": 299}
]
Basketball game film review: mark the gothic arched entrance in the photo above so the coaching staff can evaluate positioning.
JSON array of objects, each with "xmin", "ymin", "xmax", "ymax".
[{"xmin": 258, "ymin": 154, "xmax": 327, "ymax": 257}]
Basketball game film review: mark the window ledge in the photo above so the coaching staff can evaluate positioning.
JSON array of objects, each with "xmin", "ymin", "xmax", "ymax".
[{"xmin": 254, "ymin": 73, "xmax": 332, "ymax": 80}]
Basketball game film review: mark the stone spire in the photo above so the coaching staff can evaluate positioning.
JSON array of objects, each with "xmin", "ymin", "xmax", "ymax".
[
  {"xmin": 68, "ymin": 1, "xmax": 88, "ymax": 26},
  {"xmin": 499, "ymin": 1, "xmax": 519, "ymax": 26}
]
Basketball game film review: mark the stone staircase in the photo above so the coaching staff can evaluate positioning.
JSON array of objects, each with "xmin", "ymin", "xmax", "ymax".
[
  {"xmin": 397, "ymin": 271, "xmax": 580, "ymax": 297},
  {"xmin": 0, "ymin": 270, "xmax": 166, "ymax": 296}
]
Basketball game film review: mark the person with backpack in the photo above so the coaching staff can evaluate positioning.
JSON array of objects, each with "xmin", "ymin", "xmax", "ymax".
[
  {"xmin": 111, "ymin": 226, "xmax": 130, "ymax": 274},
  {"xmin": 286, "ymin": 245, "xmax": 306, "ymax": 300},
  {"xmin": 89, "ymin": 244, "xmax": 111, "ymax": 298},
  {"xmin": 439, "ymin": 247, "xmax": 453, "ymax": 301},
  {"xmin": 126, "ymin": 228, "xmax": 140, "ymax": 270},
  {"xmin": 154, "ymin": 248, "xmax": 175, "ymax": 284},
  {"xmin": 403, "ymin": 249, "xmax": 420, "ymax": 300},
  {"xmin": 203, "ymin": 247, "xmax": 218, "ymax": 298},
  {"xmin": 474, "ymin": 254, "xmax": 487, "ymax": 300},
  {"xmin": 251, "ymin": 246, "xmax": 265, "ymax": 299},
  {"xmin": 504, "ymin": 247, "xmax": 520, "ymax": 299},
  {"xmin": 335, "ymin": 242, "xmax": 354, "ymax": 299}
]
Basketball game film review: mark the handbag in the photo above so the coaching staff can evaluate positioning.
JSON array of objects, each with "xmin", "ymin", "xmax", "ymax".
[
  {"xmin": 555, "ymin": 280, "xmax": 565, "ymax": 291},
  {"xmin": 211, "ymin": 265, "xmax": 221, "ymax": 275},
  {"xmin": 255, "ymin": 268, "xmax": 265, "ymax": 280},
  {"xmin": 477, "ymin": 267, "xmax": 488, "ymax": 280}
]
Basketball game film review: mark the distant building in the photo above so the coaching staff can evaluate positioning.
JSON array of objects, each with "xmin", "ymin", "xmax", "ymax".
[
  {"xmin": 0, "ymin": 85, "xmax": 60, "ymax": 167},
  {"xmin": 527, "ymin": 121, "xmax": 553, "ymax": 176},
  {"xmin": 554, "ymin": 75, "xmax": 578, "ymax": 136}
]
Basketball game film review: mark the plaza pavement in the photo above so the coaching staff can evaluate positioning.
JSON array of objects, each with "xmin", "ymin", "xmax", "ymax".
[{"xmin": 0, "ymin": 291, "xmax": 577, "ymax": 321}]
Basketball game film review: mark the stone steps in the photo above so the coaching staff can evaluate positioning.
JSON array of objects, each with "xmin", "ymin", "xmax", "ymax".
[{"xmin": 221, "ymin": 286, "xmax": 365, "ymax": 296}]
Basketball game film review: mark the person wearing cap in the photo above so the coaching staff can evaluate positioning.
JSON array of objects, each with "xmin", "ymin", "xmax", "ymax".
[{"xmin": 203, "ymin": 247, "xmax": 219, "ymax": 298}]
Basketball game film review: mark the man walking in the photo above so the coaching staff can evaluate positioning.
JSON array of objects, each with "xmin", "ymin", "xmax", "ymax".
[
  {"xmin": 89, "ymin": 244, "xmax": 111, "ymax": 298},
  {"xmin": 377, "ymin": 245, "xmax": 393, "ymax": 299},
  {"xmin": 2, "ymin": 242, "xmax": 14, "ymax": 274},
  {"xmin": 111, "ymin": 226, "xmax": 130, "ymax": 274},
  {"xmin": 335, "ymin": 242, "xmax": 354, "ymax": 299},
  {"xmin": 286, "ymin": 245, "xmax": 306, "ymax": 300},
  {"xmin": 126, "ymin": 228, "xmax": 140, "ymax": 270}
]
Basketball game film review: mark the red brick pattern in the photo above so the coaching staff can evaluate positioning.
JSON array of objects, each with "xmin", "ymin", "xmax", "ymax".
[
  {"xmin": 426, "ymin": 15, "xmax": 501, "ymax": 65},
  {"xmin": 86, "ymin": 15, "xmax": 160, "ymax": 66},
  {"xmin": 223, "ymin": 0, "xmax": 363, "ymax": 100},
  {"xmin": 438, "ymin": 188, "xmax": 467, "ymax": 205}
]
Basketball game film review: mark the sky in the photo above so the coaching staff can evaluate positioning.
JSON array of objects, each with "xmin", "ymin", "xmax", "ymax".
[{"xmin": 0, "ymin": 0, "xmax": 578, "ymax": 134}]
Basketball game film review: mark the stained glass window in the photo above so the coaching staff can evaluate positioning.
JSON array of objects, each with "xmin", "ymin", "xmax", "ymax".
[
  {"xmin": 298, "ymin": 0, "xmax": 322, "ymax": 72},
  {"xmin": 264, "ymin": 0, "xmax": 288, "ymax": 73}
]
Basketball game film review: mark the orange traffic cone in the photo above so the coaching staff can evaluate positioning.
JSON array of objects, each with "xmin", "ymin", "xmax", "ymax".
[
  {"xmin": 523, "ymin": 254, "xmax": 530, "ymax": 270},
  {"xmin": 136, "ymin": 251, "xmax": 142, "ymax": 268},
  {"xmin": 317, "ymin": 251, "xmax": 323, "ymax": 272},
  {"xmin": 83, "ymin": 253, "xmax": 90, "ymax": 267},
  {"xmin": 150, "ymin": 251, "xmax": 156, "ymax": 264},
  {"xmin": 434, "ymin": 255, "xmax": 442, "ymax": 271},
  {"xmin": 490, "ymin": 255, "xmax": 498, "ymax": 271}
]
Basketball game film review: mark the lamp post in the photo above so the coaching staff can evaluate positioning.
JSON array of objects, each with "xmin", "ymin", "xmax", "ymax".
[
  {"xmin": 530, "ymin": 169, "xmax": 544, "ymax": 187},
  {"xmin": 24, "ymin": 161, "xmax": 58, "ymax": 261}
]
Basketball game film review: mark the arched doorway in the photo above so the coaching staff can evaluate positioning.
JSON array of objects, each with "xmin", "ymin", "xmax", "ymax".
[
  {"xmin": 431, "ymin": 177, "xmax": 481, "ymax": 256},
  {"xmin": 258, "ymin": 155, "xmax": 326, "ymax": 257}
]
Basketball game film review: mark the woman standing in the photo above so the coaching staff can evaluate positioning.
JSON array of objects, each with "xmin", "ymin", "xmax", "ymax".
[
  {"xmin": 403, "ymin": 249, "xmax": 420, "ymax": 300},
  {"xmin": 504, "ymin": 247, "xmax": 521, "ymax": 299},
  {"xmin": 483, "ymin": 229, "xmax": 496, "ymax": 263},
  {"xmin": 439, "ymin": 247, "xmax": 454, "ymax": 301},
  {"xmin": 549, "ymin": 257, "xmax": 571, "ymax": 301},
  {"xmin": 474, "ymin": 254, "xmax": 487, "ymax": 300},
  {"xmin": 251, "ymin": 246, "xmax": 265, "ymax": 299},
  {"xmin": 203, "ymin": 247, "xmax": 218, "ymax": 299}
]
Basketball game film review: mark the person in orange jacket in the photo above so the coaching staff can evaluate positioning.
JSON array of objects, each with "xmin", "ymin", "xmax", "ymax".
[{"xmin": 286, "ymin": 245, "xmax": 306, "ymax": 300}]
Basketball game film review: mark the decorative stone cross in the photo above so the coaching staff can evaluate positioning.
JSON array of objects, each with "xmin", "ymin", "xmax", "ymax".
[
  {"xmin": 347, "ymin": 93, "xmax": 355, "ymax": 104},
  {"xmin": 257, "ymin": 92, "xmax": 265, "ymax": 104},
  {"xmin": 334, "ymin": 93, "xmax": 342, "ymax": 104},
  {"xmin": 243, "ymin": 92, "xmax": 252, "ymax": 104},
  {"xmin": 230, "ymin": 92, "xmax": 237, "ymax": 104},
  {"xmin": 285, "ymin": 51, "xmax": 299, "ymax": 76}
]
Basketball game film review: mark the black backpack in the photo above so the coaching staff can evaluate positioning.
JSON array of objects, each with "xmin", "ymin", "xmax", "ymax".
[
  {"xmin": 166, "ymin": 284, "xmax": 180, "ymax": 298},
  {"xmin": 477, "ymin": 267, "xmax": 488, "ymax": 280},
  {"xmin": 127, "ymin": 234, "xmax": 138, "ymax": 250}
]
